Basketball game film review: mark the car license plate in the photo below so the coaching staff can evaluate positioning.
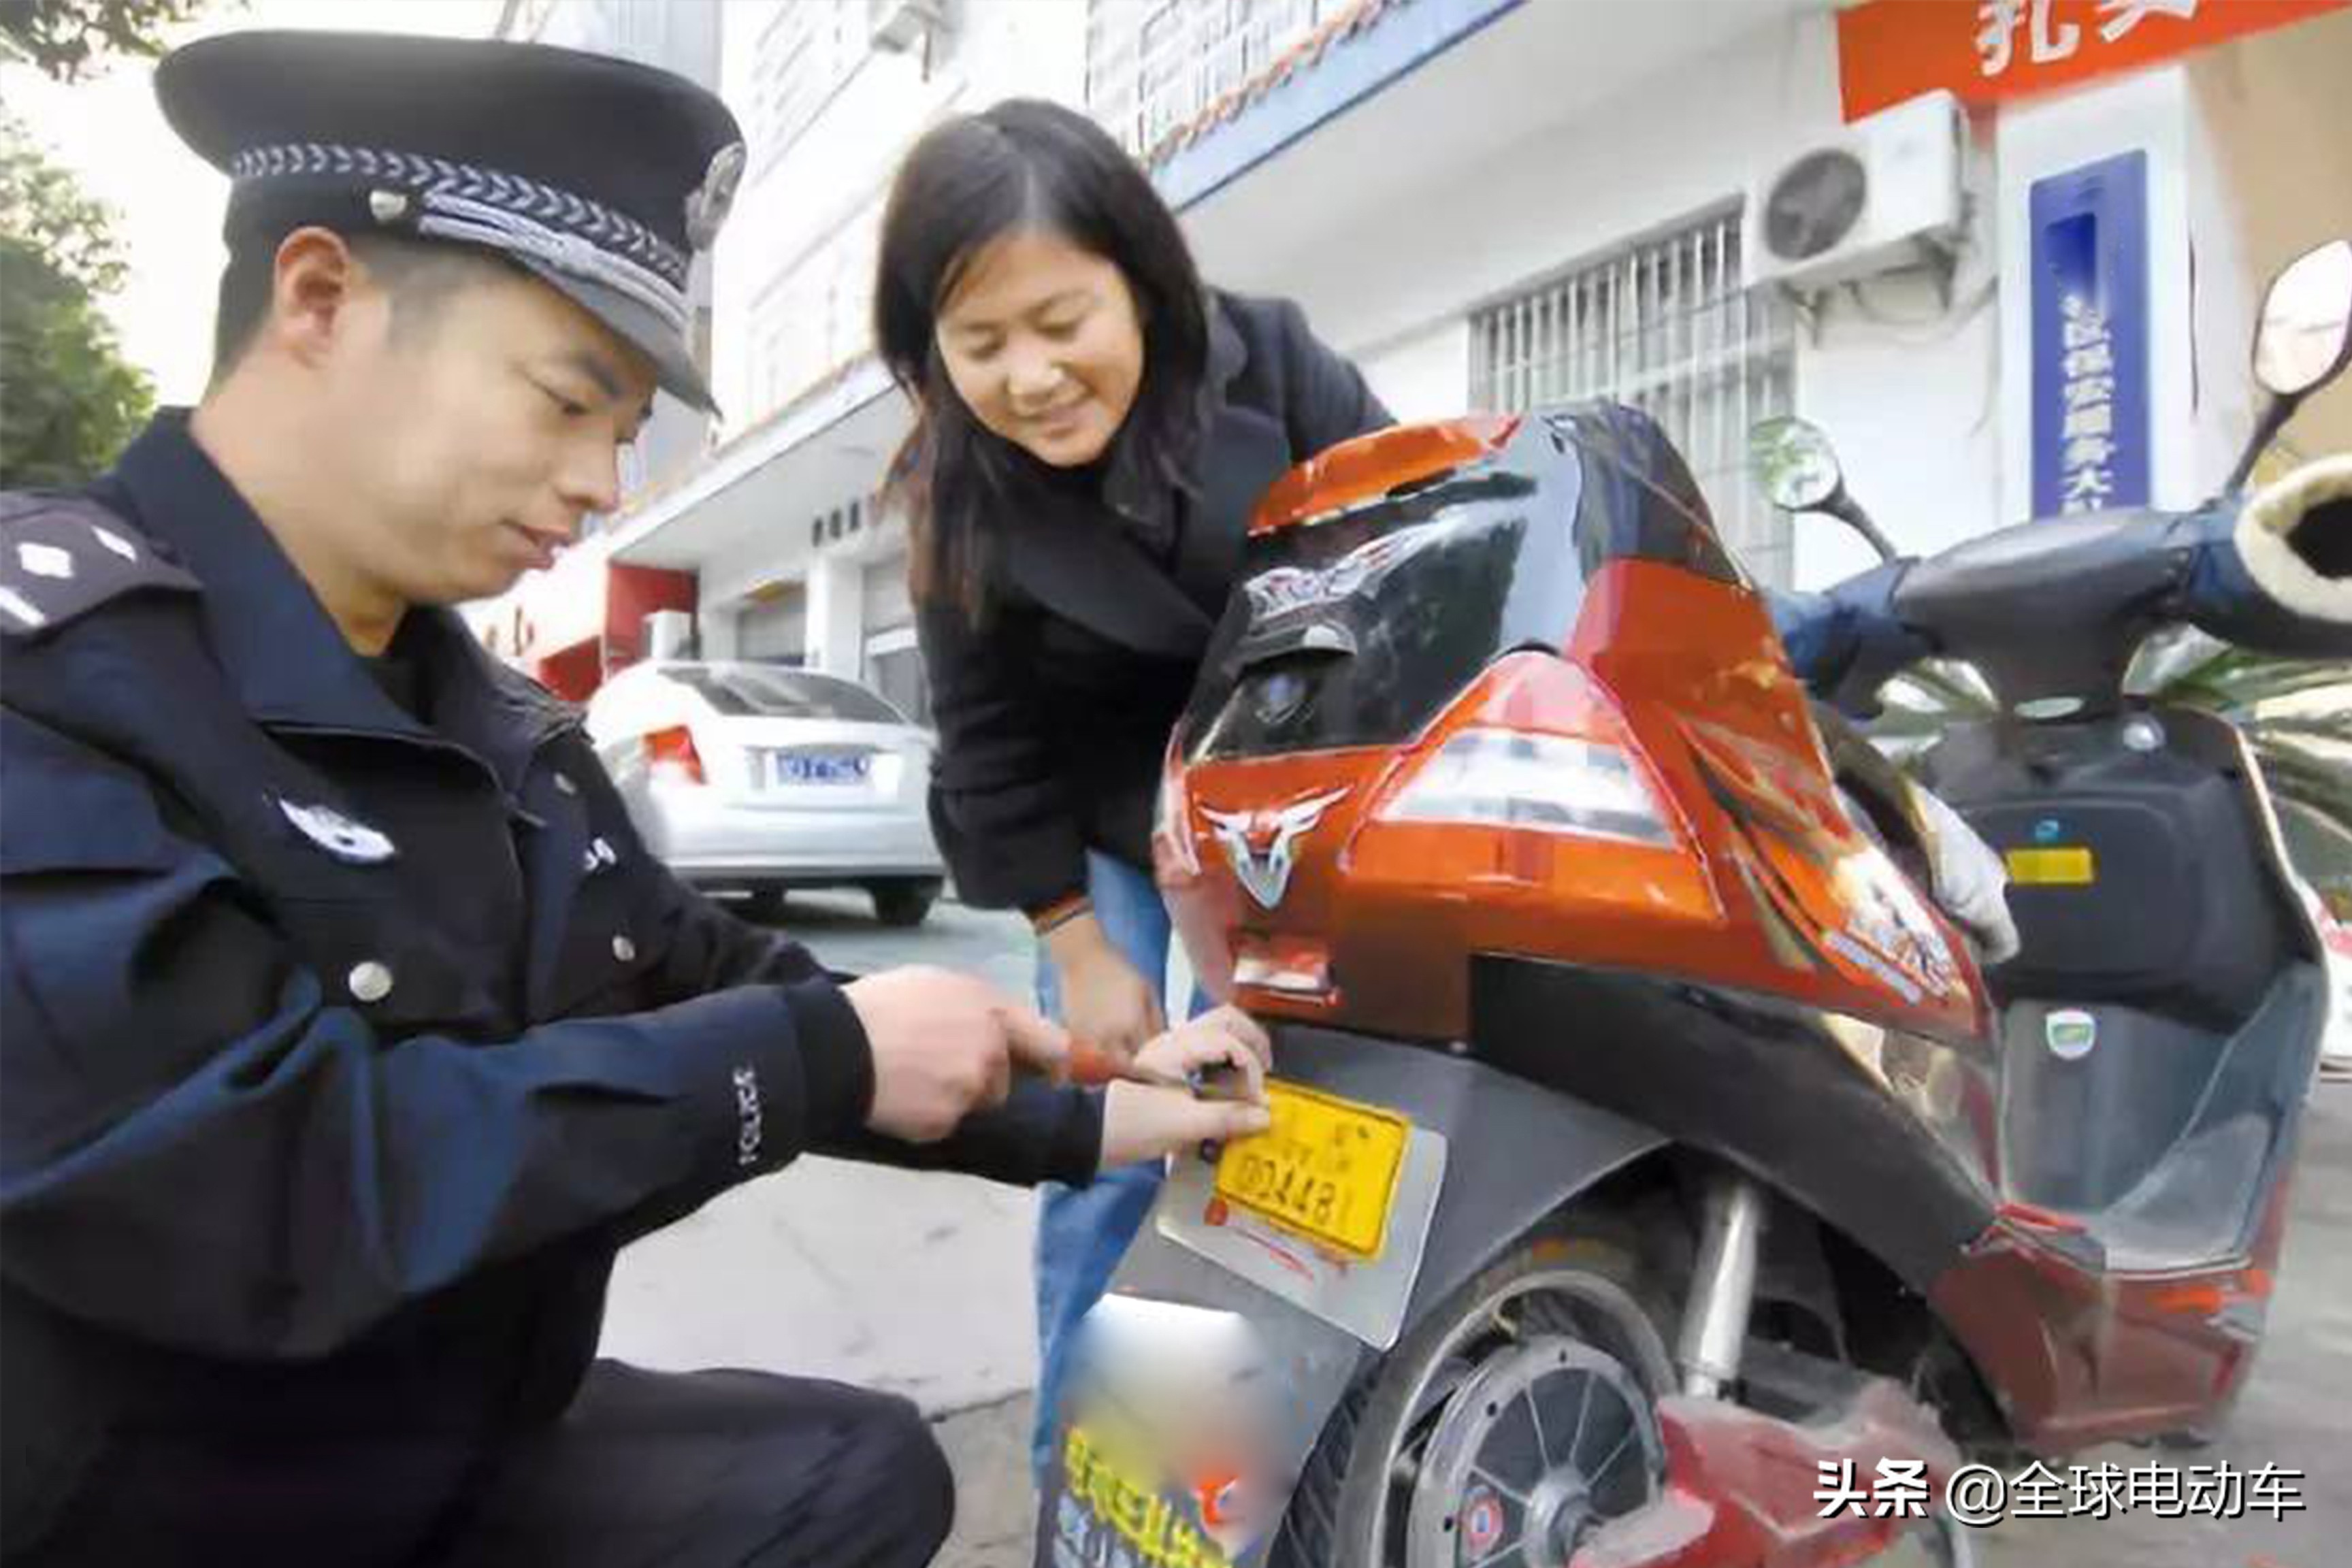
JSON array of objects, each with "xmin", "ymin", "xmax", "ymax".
[
  {"xmin": 767, "ymin": 749, "xmax": 869, "ymax": 786},
  {"xmin": 1213, "ymin": 1083, "xmax": 1409, "ymax": 1262}
]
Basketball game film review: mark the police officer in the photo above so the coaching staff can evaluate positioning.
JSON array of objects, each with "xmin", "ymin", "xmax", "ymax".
[{"xmin": 0, "ymin": 30, "xmax": 1271, "ymax": 1567}]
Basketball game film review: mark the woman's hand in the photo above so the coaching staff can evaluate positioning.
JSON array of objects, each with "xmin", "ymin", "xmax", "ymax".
[
  {"xmin": 1097, "ymin": 1006, "xmax": 1275, "ymax": 1169},
  {"xmin": 1047, "ymin": 915, "xmax": 1164, "ymax": 1073},
  {"xmin": 1127, "ymin": 1004, "xmax": 1271, "ymax": 1095}
]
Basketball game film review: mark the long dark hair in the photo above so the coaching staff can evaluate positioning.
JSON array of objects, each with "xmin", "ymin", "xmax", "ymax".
[{"xmin": 874, "ymin": 99, "xmax": 1208, "ymax": 623}]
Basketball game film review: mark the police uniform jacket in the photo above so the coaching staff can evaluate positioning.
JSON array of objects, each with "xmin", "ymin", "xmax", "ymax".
[
  {"xmin": 918, "ymin": 289, "xmax": 1392, "ymax": 915},
  {"xmin": 0, "ymin": 415, "xmax": 1103, "ymax": 1555}
]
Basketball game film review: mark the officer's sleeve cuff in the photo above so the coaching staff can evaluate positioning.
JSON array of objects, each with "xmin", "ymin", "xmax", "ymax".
[
  {"xmin": 781, "ymin": 979, "xmax": 875, "ymax": 1147},
  {"xmin": 1049, "ymin": 1085, "xmax": 1107, "ymax": 1187},
  {"xmin": 664, "ymin": 981, "xmax": 872, "ymax": 1190}
]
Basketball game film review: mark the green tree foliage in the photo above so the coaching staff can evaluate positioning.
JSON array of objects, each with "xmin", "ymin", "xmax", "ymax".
[
  {"xmin": 1, "ymin": 111, "xmax": 154, "ymax": 486},
  {"xmin": 0, "ymin": 0, "xmax": 208, "ymax": 82}
]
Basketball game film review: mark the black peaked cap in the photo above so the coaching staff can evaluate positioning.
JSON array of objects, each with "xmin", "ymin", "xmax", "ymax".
[{"xmin": 157, "ymin": 29, "xmax": 746, "ymax": 412}]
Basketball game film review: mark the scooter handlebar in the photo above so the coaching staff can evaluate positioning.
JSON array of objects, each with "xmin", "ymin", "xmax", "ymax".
[
  {"xmin": 2177, "ymin": 457, "xmax": 2352, "ymax": 659},
  {"xmin": 1774, "ymin": 456, "xmax": 2352, "ymax": 715},
  {"xmin": 1765, "ymin": 559, "xmax": 1936, "ymax": 719}
]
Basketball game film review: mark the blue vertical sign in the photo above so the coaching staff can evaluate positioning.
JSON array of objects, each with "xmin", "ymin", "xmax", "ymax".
[{"xmin": 2029, "ymin": 151, "xmax": 2150, "ymax": 519}]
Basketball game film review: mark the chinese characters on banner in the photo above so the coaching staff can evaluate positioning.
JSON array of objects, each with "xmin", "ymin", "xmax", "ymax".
[
  {"xmin": 2030, "ymin": 152, "xmax": 2150, "ymax": 519},
  {"xmin": 1838, "ymin": 0, "xmax": 2348, "ymax": 122},
  {"xmin": 1976, "ymin": 0, "xmax": 2198, "ymax": 78}
]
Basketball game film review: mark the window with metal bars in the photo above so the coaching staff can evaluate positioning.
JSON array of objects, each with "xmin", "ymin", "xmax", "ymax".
[
  {"xmin": 1470, "ymin": 210, "xmax": 1797, "ymax": 585},
  {"xmin": 1085, "ymin": 0, "xmax": 1329, "ymax": 158}
]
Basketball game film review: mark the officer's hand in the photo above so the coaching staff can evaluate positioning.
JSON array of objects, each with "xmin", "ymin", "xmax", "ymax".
[
  {"xmin": 842, "ymin": 967, "xmax": 1069, "ymax": 1142},
  {"xmin": 1049, "ymin": 924, "xmax": 1164, "ymax": 1073}
]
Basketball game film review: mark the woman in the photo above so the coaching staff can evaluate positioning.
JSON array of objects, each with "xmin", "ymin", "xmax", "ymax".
[{"xmin": 872, "ymin": 98, "xmax": 1392, "ymax": 1469}]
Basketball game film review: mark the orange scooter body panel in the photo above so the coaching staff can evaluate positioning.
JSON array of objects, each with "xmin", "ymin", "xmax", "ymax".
[{"xmin": 1158, "ymin": 555, "xmax": 1988, "ymax": 1049}]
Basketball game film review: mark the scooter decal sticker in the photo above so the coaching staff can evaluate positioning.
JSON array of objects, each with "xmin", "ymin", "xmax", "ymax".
[
  {"xmin": 1198, "ymin": 788, "xmax": 1350, "ymax": 911},
  {"xmin": 2046, "ymin": 1009, "xmax": 2098, "ymax": 1060},
  {"xmin": 1240, "ymin": 513, "xmax": 1480, "ymax": 620},
  {"xmin": 1709, "ymin": 782, "xmax": 1966, "ymax": 1008}
]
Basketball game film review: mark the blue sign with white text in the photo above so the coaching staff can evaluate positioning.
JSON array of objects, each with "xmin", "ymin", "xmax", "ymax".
[{"xmin": 2029, "ymin": 150, "xmax": 2150, "ymax": 519}]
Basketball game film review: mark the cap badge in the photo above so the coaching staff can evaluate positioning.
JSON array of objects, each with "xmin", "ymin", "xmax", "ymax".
[{"xmin": 684, "ymin": 141, "xmax": 746, "ymax": 252}]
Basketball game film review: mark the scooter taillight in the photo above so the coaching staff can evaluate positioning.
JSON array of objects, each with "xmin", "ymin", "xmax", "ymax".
[
  {"xmin": 1348, "ymin": 652, "xmax": 1718, "ymax": 933},
  {"xmin": 1373, "ymin": 728, "xmax": 1676, "ymax": 846},
  {"xmin": 1371, "ymin": 652, "xmax": 1684, "ymax": 851}
]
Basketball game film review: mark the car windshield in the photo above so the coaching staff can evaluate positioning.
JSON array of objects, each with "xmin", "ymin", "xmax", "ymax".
[{"xmin": 664, "ymin": 665, "xmax": 907, "ymax": 724}]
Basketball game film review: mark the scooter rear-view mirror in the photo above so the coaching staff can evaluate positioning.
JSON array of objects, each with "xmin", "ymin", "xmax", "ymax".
[
  {"xmin": 1748, "ymin": 416, "xmax": 1844, "ymax": 513},
  {"xmin": 2223, "ymin": 238, "xmax": 2352, "ymax": 495},
  {"xmin": 1748, "ymin": 416, "xmax": 1901, "ymax": 564},
  {"xmin": 2253, "ymin": 238, "xmax": 2352, "ymax": 399}
]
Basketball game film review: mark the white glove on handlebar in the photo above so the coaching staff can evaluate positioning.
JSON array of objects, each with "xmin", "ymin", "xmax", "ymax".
[{"xmin": 2237, "ymin": 455, "xmax": 2352, "ymax": 624}]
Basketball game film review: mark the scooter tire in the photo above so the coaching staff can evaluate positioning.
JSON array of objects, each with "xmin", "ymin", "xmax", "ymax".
[{"xmin": 1269, "ymin": 1219, "xmax": 1679, "ymax": 1568}]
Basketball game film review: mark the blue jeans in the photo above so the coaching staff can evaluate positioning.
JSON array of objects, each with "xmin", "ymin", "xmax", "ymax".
[{"xmin": 1031, "ymin": 851, "xmax": 1207, "ymax": 1476}]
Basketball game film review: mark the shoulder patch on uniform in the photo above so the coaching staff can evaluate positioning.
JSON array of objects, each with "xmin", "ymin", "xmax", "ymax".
[{"xmin": 0, "ymin": 493, "xmax": 199, "ymax": 639}]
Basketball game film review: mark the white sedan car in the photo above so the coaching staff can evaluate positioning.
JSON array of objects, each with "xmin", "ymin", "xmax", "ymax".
[{"xmin": 587, "ymin": 660, "xmax": 946, "ymax": 926}]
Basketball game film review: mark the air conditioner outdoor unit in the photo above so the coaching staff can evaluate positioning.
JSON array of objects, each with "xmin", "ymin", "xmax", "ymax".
[
  {"xmin": 1743, "ymin": 91, "xmax": 1967, "ymax": 295},
  {"xmin": 870, "ymin": 0, "xmax": 949, "ymax": 53}
]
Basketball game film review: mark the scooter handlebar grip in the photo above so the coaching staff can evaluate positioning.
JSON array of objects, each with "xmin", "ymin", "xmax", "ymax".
[
  {"xmin": 1767, "ymin": 559, "xmax": 1933, "ymax": 717},
  {"xmin": 2175, "ymin": 459, "xmax": 2352, "ymax": 658}
]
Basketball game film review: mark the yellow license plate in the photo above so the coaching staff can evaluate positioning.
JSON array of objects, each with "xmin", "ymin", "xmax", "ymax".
[
  {"xmin": 1213, "ymin": 1083, "xmax": 1410, "ymax": 1262},
  {"xmin": 2006, "ymin": 846, "xmax": 2097, "ymax": 885}
]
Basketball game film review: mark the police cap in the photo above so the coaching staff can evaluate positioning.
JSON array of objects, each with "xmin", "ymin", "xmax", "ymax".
[{"xmin": 156, "ymin": 29, "xmax": 745, "ymax": 412}]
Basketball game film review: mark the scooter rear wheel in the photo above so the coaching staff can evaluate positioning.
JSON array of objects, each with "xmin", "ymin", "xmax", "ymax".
[{"xmin": 1271, "ymin": 1224, "xmax": 1677, "ymax": 1568}]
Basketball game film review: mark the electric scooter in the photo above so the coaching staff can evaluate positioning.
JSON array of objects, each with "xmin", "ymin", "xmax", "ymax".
[{"xmin": 1035, "ymin": 240, "xmax": 2352, "ymax": 1568}]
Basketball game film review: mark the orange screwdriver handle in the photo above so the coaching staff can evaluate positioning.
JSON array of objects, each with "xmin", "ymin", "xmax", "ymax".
[{"xmin": 1066, "ymin": 1039, "xmax": 1122, "ymax": 1087}]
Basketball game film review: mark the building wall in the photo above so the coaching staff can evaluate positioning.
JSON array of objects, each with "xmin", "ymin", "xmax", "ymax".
[
  {"xmin": 2185, "ymin": 8, "xmax": 2352, "ymax": 483},
  {"xmin": 1354, "ymin": 316, "xmax": 1473, "ymax": 425},
  {"xmin": 711, "ymin": 1, "xmax": 1090, "ymax": 434},
  {"xmin": 475, "ymin": 0, "xmax": 728, "ymax": 685},
  {"xmin": 647, "ymin": 1, "xmax": 1098, "ymax": 690},
  {"xmin": 603, "ymin": 565, "xmax": 698, "ymax": 670},
  {"xmin": 502, "ymin": 0, "xmax": 723, "ymax": 499},
  {"xmin": 1194, "ymin": 5, "xmax": 2002, "ymax": 589},
  {"xmin": 492, "ymin": 1, "xmax": 2352, "ymax": 702},
  {"xmin": 1192, "ymin": 3, "xmax": 2349, "ymax": 592},
  {"xmin": 1989, "ymin": 9, "xmax": 2352, "ymax": 531}
]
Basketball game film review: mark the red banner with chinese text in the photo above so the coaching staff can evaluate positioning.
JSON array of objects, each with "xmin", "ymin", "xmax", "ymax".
[{"xmin": 1838, "ymin": 0, "xmax": 2349, "ymax": 122}]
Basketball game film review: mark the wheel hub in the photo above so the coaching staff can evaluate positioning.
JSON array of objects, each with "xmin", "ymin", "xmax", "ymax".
[{"xmin": 1405, "ymin": 1335, "xmax": 1661, "ymax": 1568}]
